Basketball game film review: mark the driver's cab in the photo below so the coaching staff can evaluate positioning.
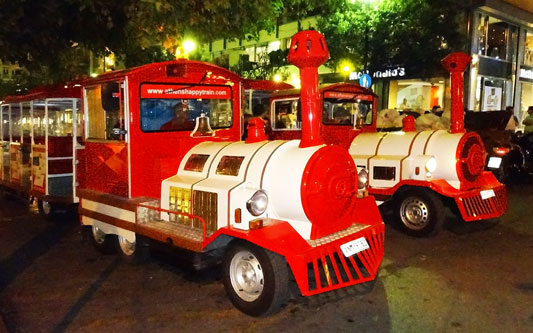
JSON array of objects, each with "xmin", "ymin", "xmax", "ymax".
[{"xmin": 268, "ymin": 83, "xmax": 378, "ymax": 148}]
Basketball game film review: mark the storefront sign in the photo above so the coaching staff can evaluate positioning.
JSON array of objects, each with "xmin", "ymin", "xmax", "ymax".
[
  {"xmin": 349, "ymin": 67, "xmax": 406, "ymax": 81},
  {"xmin": 520, "ymin": 68, "xmax": 533, "ymax": 80}
]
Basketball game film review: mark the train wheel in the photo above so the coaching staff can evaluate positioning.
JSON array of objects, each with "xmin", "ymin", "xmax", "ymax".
[
  {"xmin": 223, "ymin": 242, "xmax": 289, "ymax": 316},
  {"xmin": 395, "ymin": 189, "xmax": 444, "ymax": 237},
  {"xmin": 117, "ymin": 235, "xmax": 149, "ymax": 264},
  {"xmin": 89, "ymin": 226, "xmax": 117, "ymax": 254}
]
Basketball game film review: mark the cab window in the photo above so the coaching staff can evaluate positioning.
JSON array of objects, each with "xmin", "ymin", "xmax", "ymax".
[
  {"xmin": 272, "ymin": 99, "xmax": 300, "ymax": 130},
  {"xmin": 323, "ymin": 91, "xmax": 373, "ymax": 126},
  {"xmin": 139, "ymin": 83, "xmax": 233, "ymax": 132}
]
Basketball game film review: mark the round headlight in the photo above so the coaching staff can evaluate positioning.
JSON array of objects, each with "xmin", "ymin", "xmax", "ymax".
[
  {"xmin": 358, "ymin": 168, "xmax": 369, "ymax": 189},
  {"xmin": 425, "ymin": 157, "xmax": 437, "ymax": 173},
  {"xmin": 246, "ymin": 190, "xmax": 268, "ymax": 216}
]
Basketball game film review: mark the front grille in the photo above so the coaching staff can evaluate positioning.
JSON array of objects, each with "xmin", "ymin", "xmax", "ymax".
[
  {"xmin": 192, "ymin": 190, "xmax": 218, "ymax": 232},
  {"xmin": 458, "ymin": 186, "xmax": 507, "ymax": 220},
  {"xmin": 301, "ymin": 224, "xmax": 384, "ymax": 295}
]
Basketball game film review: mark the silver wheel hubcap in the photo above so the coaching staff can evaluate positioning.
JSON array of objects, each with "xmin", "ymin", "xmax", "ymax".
[
  {"xmin": 41, "ymin": 200, "xmax": 52, "ymax": 215},
  {"xmin": 118, "ymin": 235, "xmax": 136, "ymax": 256},
  {"xmin": 400, "ymin": 197, "xmax": 429, "ymax": 230},
  {"xmin": 229, "ymin": 250, "xmax": 264, "ymax": 302},
  {"xmin": 92, "ymin": 226, "xmax": 106, "ymax": 245}
]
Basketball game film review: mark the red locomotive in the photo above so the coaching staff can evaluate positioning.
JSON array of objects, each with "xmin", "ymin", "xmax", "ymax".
[
  {"xmin": 0, "ymin": 30, "xmax": 385, "ymax": 316},
  {"xmin": 266, "ymin": 53, "xmax": 507, "ymax": 236}
]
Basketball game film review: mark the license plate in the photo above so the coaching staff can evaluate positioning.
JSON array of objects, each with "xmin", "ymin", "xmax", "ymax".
[
  {"xmin": 340, "ymin": 237, "xmax": 369, "ymax": 257},
  {"xmin": 487, "ymin": 156, "xmax": 502, "ymax": 169},
  {"xmin": 480, "ymin": 189, "xmax": 495, "ymax": 200}
]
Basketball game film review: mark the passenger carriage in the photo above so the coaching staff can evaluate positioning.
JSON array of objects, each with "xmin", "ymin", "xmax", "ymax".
[{"xmin": 0, "ymin": 83, "xmax": 82, "ymax": 216}]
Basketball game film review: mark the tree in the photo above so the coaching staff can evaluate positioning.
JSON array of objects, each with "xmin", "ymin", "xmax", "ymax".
[
  {"xmin": 0, "ymin": 0, "xmax": 326, "ymax": 90},
  {"xmin": 317, "ymin": 0, "xmax": 470, "ymax": 78}
]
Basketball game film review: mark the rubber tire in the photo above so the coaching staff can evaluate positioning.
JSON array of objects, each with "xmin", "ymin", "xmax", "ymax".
[
  {"xmin": 223, "ymin": 242, "xmax": 289, "ymax": 316},
  {"xmin": 88, "ymin": 226, "xmax": 117, "ymax": 255},
  {"xmin": 116, "ymin": 235, "xmax": 150, "ymax": 264},
  {"xmin": 394, "ymin": 189, "xmax": 445, "ymax": 237}
]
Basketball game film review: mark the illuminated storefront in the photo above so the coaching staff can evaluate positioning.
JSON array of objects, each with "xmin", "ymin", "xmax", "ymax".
[
  {"xmin": 337, "ymin": 1, "xmax": 533, "ymax": 120},
  {"xmin": 345, "ymin": 67, "xmax": 450, "ymax": 114},
  {"xmin": 517, "ymin": 30, "xmax": 533, "ymax": 127},
  {"xmin": 467, "ymin": 2, "xmax": 533, "ymax": 129}
]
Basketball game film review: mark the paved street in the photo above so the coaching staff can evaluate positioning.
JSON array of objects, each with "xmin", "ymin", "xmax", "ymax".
[{"xmin": 1, "ymin": 183, "xmax": 532, "ymax": 332}]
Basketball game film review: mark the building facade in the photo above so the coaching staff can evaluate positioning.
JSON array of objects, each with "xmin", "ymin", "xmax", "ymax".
[
  {"xmin": 203, "ymin": 1, "xmax": 532, "ymax": 125},
  {"xmin": 466, "ymin": 0, "xmax": 533, "ymax": 125}
]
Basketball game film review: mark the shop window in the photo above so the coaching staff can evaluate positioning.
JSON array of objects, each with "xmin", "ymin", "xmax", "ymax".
[
  {"xmin": 520, "ymin": 82, "xmax": 533, "ymax": 128},
  {"xmin": 388, "ymin": 80, "xmax": 445, "ymax": 114},
  {"xmin": 86, "ymin": 82, "xmax": 125, "ymax": 141},
  {"xmin": 477, "ymin": 77, "xmax": 507, "ymax": 111},
  {"xmin": 477, "ymin": 14, "xmax": 517, "ymax": 61},
  {"xmin": 524, "ymin": 31, "xmax": 533, "ymax": 67}
]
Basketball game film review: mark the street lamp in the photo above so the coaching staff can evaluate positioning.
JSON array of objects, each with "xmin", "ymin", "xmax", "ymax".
[
  {"xmin": 176, "ymin": 40, "xmax": 196, "ymax": 59},
  {"xmin": 183, "ymin": 40, "xmax": 196, "ymax": 54},
  {"xmin": 340, "ymin": 60, "xmax": 354, "ymax": 81}
]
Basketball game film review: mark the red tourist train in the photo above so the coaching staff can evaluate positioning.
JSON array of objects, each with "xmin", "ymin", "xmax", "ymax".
[
  {"xmin": 0, "ymin": 83, "xmax": 83, "ymax": 216},
  {"xmin": 0, "ymin": 31, "xmax": 384, "ymax": 316},
  {"xmin": 261, "ymin": 53, "xmax": 507, "ymax": 236}
]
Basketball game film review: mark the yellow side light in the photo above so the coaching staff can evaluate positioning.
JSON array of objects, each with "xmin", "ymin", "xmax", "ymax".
[{"xmin": 249, "ymin": 219, "xmax": 264, "ymax": 230}]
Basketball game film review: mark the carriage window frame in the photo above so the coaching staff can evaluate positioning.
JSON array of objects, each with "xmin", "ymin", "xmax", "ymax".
[{"xmin": 85, "ymin": 82, "xmax": 125, "ymax": 141}]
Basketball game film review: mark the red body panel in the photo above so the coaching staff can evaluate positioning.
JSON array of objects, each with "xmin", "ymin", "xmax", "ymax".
[
  {"xmin": 48, "ymin": 136, "xmax": 74, "ymax": 157},
  {"xmin": 217, "ymin": 219, "xmax": 384, "ymax": 296},
  {"xmin": 83, "ymin": 142, "xmax": 129, "ymax": 197}
]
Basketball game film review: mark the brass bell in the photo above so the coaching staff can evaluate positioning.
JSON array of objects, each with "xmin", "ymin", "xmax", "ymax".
[{"xmin": 191, "ymin": 113, "xmax": 214, "ymax": 137}]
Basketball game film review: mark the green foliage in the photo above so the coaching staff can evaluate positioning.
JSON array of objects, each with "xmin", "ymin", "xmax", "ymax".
[
  {"xmin": 318, "ymin": 0, "xmax": 470, "ymax": 78},
  {"xmin": 0, "ymin": 0, "xmax": 317, "ymax": 88}
]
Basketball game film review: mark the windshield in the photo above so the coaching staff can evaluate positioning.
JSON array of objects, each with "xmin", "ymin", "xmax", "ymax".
[
  {"xmin": 322, "ymin": 91, "xmax": 373, "ymax": 126},
  {"xmin": 140, "ymin": 83, "xmax": 233, "ymax": 132}
]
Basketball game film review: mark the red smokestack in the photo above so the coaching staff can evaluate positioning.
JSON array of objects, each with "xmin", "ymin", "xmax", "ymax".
[
  {"xmin": 288, "ymin": 30, "xmax": 329, "ymax": 148},
  {"xmin": 441, "ymin": 52, "xmax": 472, "ymax": 134}
]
